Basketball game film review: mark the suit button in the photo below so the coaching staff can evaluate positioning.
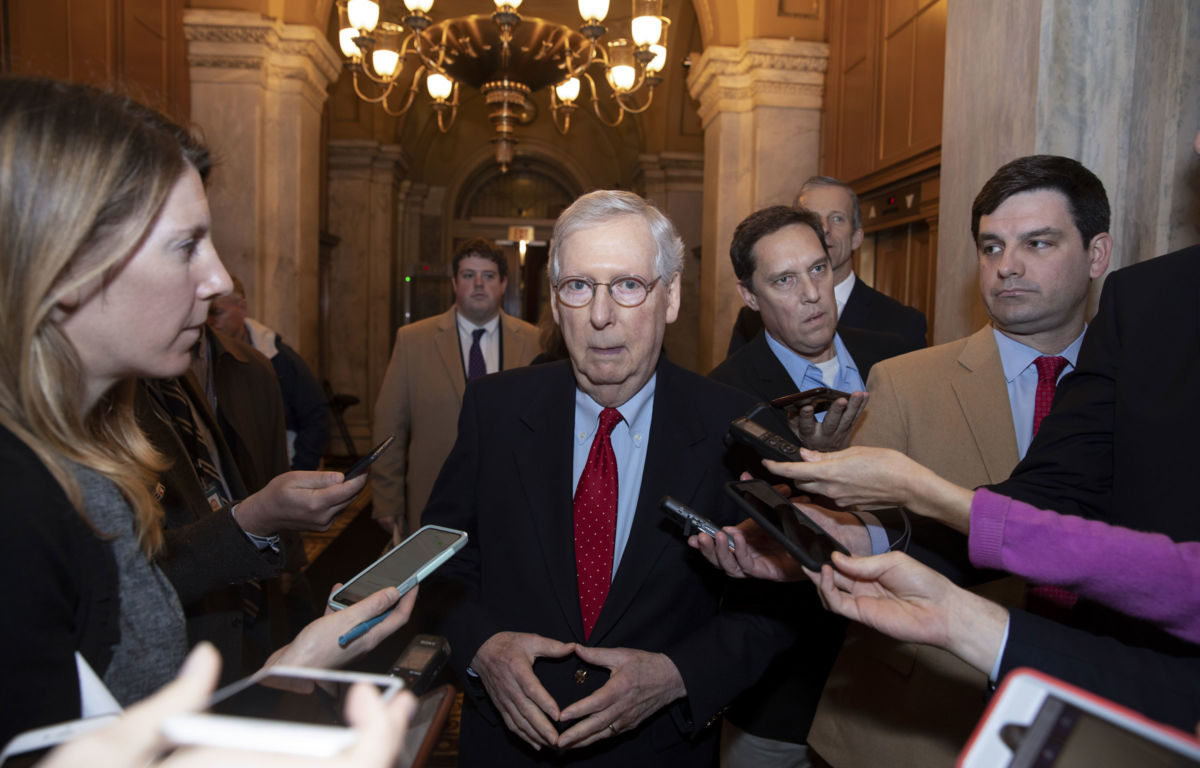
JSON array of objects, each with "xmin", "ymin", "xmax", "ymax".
[{"xmin": 574, "ymin": 668, "xmax": 588, "ymax": 684}]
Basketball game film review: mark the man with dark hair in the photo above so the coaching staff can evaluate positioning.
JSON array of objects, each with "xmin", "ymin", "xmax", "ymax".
[
  {"xmin": 372, "ymin": 237, "xmax": 540, "ymax": 539},
  {"xmin": 709, "ymin": 205, "xmax": 911, "ymax": 767},
  {"xmin": 727, "ymin": 176, "xmax": 928, "ymax": 354},
  {"xmin": 207, "ymin": 276, "xmax": 330, "ymax": 471},
  {"xmin": 807, "ymin": 155, "xmax": 1112, "ymax": 768},
  {"xmin": 421, "ymin": 191, "xmax": 794, "ymax": 767}
]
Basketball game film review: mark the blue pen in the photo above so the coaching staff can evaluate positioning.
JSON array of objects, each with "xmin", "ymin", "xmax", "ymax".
[{"xmin": 337, "ymin": 606, "xmax": 394, "ymax": 648}]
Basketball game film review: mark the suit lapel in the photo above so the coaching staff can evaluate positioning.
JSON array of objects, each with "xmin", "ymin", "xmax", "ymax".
[
  {"xmin": 511, "ymin": 362, "xmax": 586, "ymax": 639},
  {"xmin": 588, "ymin": 362, "xmax": 709, "ymax": 644},
  {"xmin": 434, "ymin": 309, "xmax": 467, "ymax": 400},
  {"xmin": 951, "ymin": 327, "xmax": 1020, "ymax": 484},
  {"xmin": 499, "ymin": 313, "xmax": 526, "ymax": 371}
]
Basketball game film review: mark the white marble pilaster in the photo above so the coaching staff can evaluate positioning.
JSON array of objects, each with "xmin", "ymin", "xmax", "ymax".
[
  {"xmin": 686, "ymin": 38, "xmax": 828, "ymax": 371},
  {"xmin": 326, "ymin": 140, "xmax": 407, "ymax": 450},
  {"xmin": 185, "ymin": 9, "xmax": 341, "ymax": 363}
]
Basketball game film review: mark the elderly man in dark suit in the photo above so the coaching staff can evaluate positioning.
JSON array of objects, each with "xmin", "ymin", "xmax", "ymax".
[{"xmin": 421, "ymin": 190, "xmax": 793, "ymax": 766}]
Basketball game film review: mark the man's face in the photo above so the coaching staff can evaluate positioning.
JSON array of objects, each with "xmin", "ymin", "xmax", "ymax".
[
  {"xmin": 452, "ymin": 254, "xmax": 507, "ymax": 324},
  {"xmin": 977, "ymin": 189, "xmax": 1109, "ymax": 345},
  {"xmin": 207, "ymin": 292, "xmax": 247, "ymax": 337},
  {"xmin": 797, "ymin": 184, "xmax": 863, "ymax": 279},
  {"xmin": 551, "ymin": 215, "xmax": 680, "ymax": 407},
  {"xmin": 736, "ymin": 224, "xmax": 837, "ymax": 363}
]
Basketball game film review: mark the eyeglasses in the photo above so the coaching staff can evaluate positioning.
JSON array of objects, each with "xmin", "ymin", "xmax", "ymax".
[{"xmin": 553, "ymin": 274, "xmax": 662, "ymax": 308}]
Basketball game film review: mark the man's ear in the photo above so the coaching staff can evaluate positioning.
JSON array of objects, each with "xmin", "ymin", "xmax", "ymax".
[
  {"xmin": 1087, "ymin": 232, "xmax": 1113, "ymax": 279},
  {"xmin": 735, "ymin": 281, "xmax": 759, "ymax": 311},
  {"xmin": 851, "ymin": 227, "xmax": 864, "ymax": 252}
]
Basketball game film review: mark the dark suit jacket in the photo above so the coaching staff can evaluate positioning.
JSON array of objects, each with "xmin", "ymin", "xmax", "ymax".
[
  {"xmin": 999, "ymin": 609, "xmax": 1200, "ymax": 733},
  {"xmin": 727, "ymin": 277, "xmax": 928, "ymax": 355},
  {"xmin": 421, "ymin": 358, "xmax": 795, "ymax": 766},
  {"xmin": 839, "ymin": 278, "xmax": 928, "ymax": 351},
  {"xmin": 707, "ymin": 325, "xmax": 913, "ymax": 742},
  {"xmin": 993, "ymin": 245, "xmax": 1200, "ymax": 542},
  {"xmin": 137, "ymin": 378, "xmax": 284, "ymax": 682}
]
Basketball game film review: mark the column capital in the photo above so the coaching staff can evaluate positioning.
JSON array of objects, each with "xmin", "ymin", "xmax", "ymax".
[
  {"xmin": 636, "ymin": 152, "xmax": 704, "ymax": 193},
  {"xmin": 686, "ymin": 38, "xmax": 828, "ymax": 127},
  {"xmin": 184, "ymin": 9, "xmax": 341, "ymax": 111},
  {"xmin": 328, "ymin": 139, "xmax": 409, "ymax": 178}
]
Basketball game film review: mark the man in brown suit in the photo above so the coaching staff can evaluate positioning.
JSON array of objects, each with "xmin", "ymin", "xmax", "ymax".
[
  {"xmin": 807, "ymin": 155, "xmax": 1113, "ymax": 767},
  {"xmin": 372, "ymin": 238, "xmax": 540, "ymax": 539}
]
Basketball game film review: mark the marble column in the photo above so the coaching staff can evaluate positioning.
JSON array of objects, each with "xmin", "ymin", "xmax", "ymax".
[
  {"xmin": 937, "ymin": 0, "xmax": 1200, "ymax": 343},
  {"xmin": 184, "ymin": 9, "xmax": 341, "ymax": 363},
  {"xmin": 686, "ymin": 38, "xmax": 828, "ymax": 371},
  {"xmin": 326, "ymin": 141, "xmax": 408, "ymax": 451}
]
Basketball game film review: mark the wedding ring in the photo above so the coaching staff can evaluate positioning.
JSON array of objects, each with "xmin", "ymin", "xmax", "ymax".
[{"xmin": 608, "ymin": 723, "xmax": 618, "ymax": 735}]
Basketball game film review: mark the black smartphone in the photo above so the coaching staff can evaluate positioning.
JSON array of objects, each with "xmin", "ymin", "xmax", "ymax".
[
  {"xmin": 723, "ymin": 479, "xmax": 849, "ymax": 571},
  {"xmin": 770, "ymin": 387, "xmax": 852, "ymax": 414},
  {"xmin": 660, "ymin": 496, "xmax": 735, "ymax": 550},
  {"xmin": 727, "ymin": 416, "xmax": 803, "ymax": 461},
  {"xmin": 343, "ymin": 435, "xmax": 395, "ymax": 480}
]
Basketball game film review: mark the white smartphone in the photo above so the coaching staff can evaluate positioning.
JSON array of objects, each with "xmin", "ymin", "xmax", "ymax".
[
  {"xmin": 161, "ymin": 666, "xmax": 402, "ymax": 757},
  {"xmin": 328, "ymin": 524, "xmax": 467, "ymax": 611},
  {"xmin": 958, "ymin": 667, "xmax": 1200, "ymax": 767}
]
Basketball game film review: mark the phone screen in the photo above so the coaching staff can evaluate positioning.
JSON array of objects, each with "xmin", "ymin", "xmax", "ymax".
[
  {"xmin": 206, "ymin": 670, "xmax": 397, "ymax": 727},
  {"xmin": 333, "ymin": 528, "xmax": 462, "ymax": 606},
  {"xmin": 1010, "ymin": 696, "xmax": 1200, "ymax": 768}
]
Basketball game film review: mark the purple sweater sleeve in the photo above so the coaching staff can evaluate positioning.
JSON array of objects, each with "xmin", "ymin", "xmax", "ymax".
[{"xmin": 968, "ymin": 487, "xmax": 1200, "ymax": 644}]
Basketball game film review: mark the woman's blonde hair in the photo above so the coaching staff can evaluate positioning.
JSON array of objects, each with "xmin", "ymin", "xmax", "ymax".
[{"xmin": 0, "ymin": 78, "xmax": 209, "ymax": 556}]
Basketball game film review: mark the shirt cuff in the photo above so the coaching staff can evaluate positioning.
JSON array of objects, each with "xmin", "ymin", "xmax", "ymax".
[
  {"xmin": 231, "ymin": 504, "xmax": 281, "ymax": 553},
  {"xmin": 988, "ymin": 614, "xmax": 1012, "ymax": 685},
  {"xmin": 848, "ymin": 510, "xmax": 893, "ymax": 556}
]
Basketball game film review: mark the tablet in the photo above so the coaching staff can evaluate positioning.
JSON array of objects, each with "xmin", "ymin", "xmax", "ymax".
[{"xmin": 723, "ymin": 478, "xmax": 849, "ymax": 571}]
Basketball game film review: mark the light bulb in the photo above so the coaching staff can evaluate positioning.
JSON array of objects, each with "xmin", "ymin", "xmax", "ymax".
[
  {"xmin": 646, "ymin": 44, "xmax": 666, "ymax": 73},
  {"xmin": 494, "ymin": 0, "xmax": 523, "ymax": 8},
  {"xmin": 608, "ymin": 64, "xmax": 635, "ymax": 92},
  {"xmin": 578, "ymin": 0, "xmax": 609, "ymax": 22},
  {"xmin": 372, "ymin": 48, "xmax": 401, "ymax": 78},
  {"xmin": 631, "ymin": 15, "xmax": 662, "ymax": 46},
  {"xmin": 347, "ymin": 0, "xmax": 379, "ymax": 31},
  {"xmin": 403, "ymin": 0, "xmax": 434, "ymax": 12},
  {"xmin": 426, "ymin": 73, "xmax": 454, "ymax": 100},
  {"xmin": 555, "ymin": 77, "xmax": 581, "ymax": 103},
  {"xmin": 338, "ymin": 27, "xmax": 360, "ymax": 59}
]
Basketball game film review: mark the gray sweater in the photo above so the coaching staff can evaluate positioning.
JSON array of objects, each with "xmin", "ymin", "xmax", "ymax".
[{"xmin": 73, "ymin": 464, "xmax": 187, "ymax": 706}]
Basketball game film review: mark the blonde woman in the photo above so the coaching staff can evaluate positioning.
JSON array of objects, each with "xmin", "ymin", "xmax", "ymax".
[{"xmin": 0, "ymin": 78, "xmax": 413, "ymax": 746}]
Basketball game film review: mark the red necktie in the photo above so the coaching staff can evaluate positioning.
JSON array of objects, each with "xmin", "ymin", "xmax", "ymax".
[
  {"xmin": 1032, "ymin": 355, "xmax": 1068, "ymax": 436},
  {"xmin": 1029, "ymin": 355, "xmax": 1077, "ymax": 612},
  {"xmin": 574, "ymin": 407, "xmax": 622, "ymax": 639}
]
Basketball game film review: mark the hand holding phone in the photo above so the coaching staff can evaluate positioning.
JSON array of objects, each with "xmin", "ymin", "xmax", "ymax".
[
  {"xmin": 771, "ymin": 387, "xmax": 853, "ymax": 415},
  {"xmin": 343, "ymin": 435, "xmax": 396, "ymax": 481},
  {"xmin": 660, "ymin": 496, "xmax": 735, "ymax": 550},
  {"xmin": 329, "ymin": 524, "xmax": 467, "ymax": 611},
  {"xmin": 724, "ymin": 479, "xmax": 849, "ymax": 571}
]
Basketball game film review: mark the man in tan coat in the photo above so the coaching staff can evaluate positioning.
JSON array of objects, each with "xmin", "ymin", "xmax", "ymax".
[
  {"xmin": 807, "ymin": 155, "xmax": 1113, "ymax": 767},
  {"xmin": 371, "ymin": 239, "xmax": 540, "ymax": 539}
]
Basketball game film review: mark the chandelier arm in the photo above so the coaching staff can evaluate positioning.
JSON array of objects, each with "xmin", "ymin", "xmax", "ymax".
[
  {"xmin": 435, "ymin": 103, "xmax": 458, "ymax": 132},
  {"xmin": 377, "ymin": 67, "xmax": 426, "ymax": 117},
  {"xmin": 351, "ymin": 70, "xmax": 398, "ymax": 103},
  {"xmin": 549, "ymin": 90, "xmax": 574, "ymax": 135},
  {"xmin": 615, "ymin": 85, "xmax": 656, "ymax": 114},
  {"xmin": 582, "ymin": 71, "xmax": 626, "ymax": 128},
  {"xmin": 409, "ymin": 25, "xmax": 449, "ymax": 74}
]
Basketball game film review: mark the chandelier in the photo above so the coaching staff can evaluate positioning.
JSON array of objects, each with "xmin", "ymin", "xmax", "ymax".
[{"xmin": 338, "ymin": 0, "xmax": 669, "ymax": 171}]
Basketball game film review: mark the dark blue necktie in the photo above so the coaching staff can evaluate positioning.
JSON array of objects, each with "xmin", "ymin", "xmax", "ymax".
[{"xmin": 468, "ymin": 328, "xmax": 487, "ymax": 381}]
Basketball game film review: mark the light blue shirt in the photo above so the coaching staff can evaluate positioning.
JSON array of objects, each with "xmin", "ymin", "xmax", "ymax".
[
  {"xmin": 764, "ymin": 331, "xmax": 866, "ymax": 423},
  {"xmin": 571, "ymin": 375, "xmax": 656, "ymax": 577},
  {"xmin": 993, "ymin": 327, "xmax": 1086, "ymax": 459}
]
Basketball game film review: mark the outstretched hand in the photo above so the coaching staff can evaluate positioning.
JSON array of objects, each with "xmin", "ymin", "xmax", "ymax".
[{"xmin": 787, "ymin": 391, "xmax": 868, "ymax": 452}]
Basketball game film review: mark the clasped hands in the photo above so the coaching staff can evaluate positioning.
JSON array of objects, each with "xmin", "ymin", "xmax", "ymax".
[{"xmin": 470, "ymin": 631, "xmax": 686, "ymax": 752}]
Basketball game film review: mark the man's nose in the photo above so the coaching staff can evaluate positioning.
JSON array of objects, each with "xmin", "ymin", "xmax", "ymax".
[{"xmin": 589, "ymin": 284, "xmax": 616, "ymax": 327}]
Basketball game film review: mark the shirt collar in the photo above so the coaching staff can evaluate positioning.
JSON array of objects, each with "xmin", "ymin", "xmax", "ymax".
[
  {"xmin": 834, "ymin": 271, "xmax": 856, "ymax": 313},
  {"xmin": 574, "ymin": 373, "xmax": 657, "ymax": 446},
  {"xmin": 992, "ymin": 325, "xmax": 1087, "ymax": 384},
  {"xmin": 456, "ymin": 311, "xmax": 500, "ymax": 336}
]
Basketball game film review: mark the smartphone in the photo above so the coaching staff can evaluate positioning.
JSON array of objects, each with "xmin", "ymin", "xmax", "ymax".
[
  {"xmin": 660, "ymin": 496, "xmax": 735, "ymax": 550},
  {"xmin": 959, "ymin": 667, "xmax": 1200, "ymax": 767},
  {"xmin": 723, "ymin": 479, "xmax": 849, "ymax": 571},
  {"xmin": 770, "ymin": 387, "xmax": 852, "ymax": 414},
  {"xmin": 727, "ymin": 416, "xmax": 803, "ymax": 461},
  {"xmin": 343, "ymin": 435, "xmax": 396, "ymax": 481},
  {"xmin": 161, "ymin": 666, "xmax": 402, "ymax": 757},
  {"xmin": 328, "ymin": 524, "xmax": 467, "ymax": 611}
]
